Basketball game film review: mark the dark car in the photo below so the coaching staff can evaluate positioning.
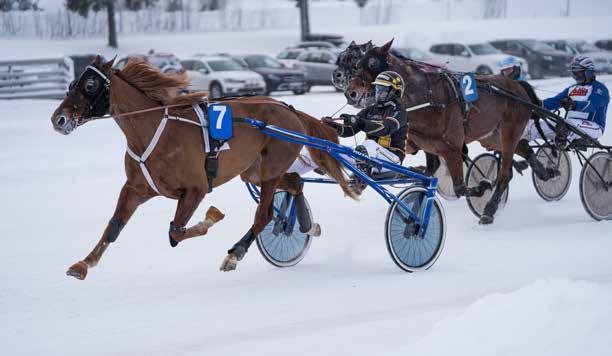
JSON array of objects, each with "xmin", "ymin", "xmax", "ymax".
[
  {"xmin": 594, "ymin": 39, "xmax": 612, "ymax": 51},
  {"xmin": 303, "ymin": 33, "xmax": 346, "ymax": 48},
  {"xmin": 234, "ymin": 54, "xmax": 309, "ymax": 95},
  {"xmin": 69, "ymin": 55, "xmax": 103, "ymax": 77},
  {"xmin": 489, "ymin": 39, "xmax": 571, "ymax": 79}
]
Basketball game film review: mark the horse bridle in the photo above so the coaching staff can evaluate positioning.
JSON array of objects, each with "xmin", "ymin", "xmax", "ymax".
[{"xmin": 67, "ymin": 65, "xmax": 111, "ymax": 128}]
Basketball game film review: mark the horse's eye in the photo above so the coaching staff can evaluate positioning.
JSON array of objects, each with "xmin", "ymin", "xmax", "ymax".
[
  {"xmin": 368, "ymin": 57, "xmax": 378, "ymax": 69},
  {"xmin": 84, "ymin": 78, "xmax": 99, "ymax": 94}
]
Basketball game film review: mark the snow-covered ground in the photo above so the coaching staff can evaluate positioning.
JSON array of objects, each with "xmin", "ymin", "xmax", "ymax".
[{"xmin": 1, "ymin": 74, "xmax": 612, "ymax": 355}]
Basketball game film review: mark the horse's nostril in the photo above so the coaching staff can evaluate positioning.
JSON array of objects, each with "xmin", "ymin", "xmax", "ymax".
[
  {"xmin": 334, "ymin": 72, "xmax": 342, "ymax": 78},
  {"xmin": 350, "ymin": 91, "xmax": 357, "ymax": 98},
  {"xmin": 56, "ymin": 116, "xmax": 66, "ymax": 126}
]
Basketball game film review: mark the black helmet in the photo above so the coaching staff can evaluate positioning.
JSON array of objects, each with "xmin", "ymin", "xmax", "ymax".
[{"xmin": 372, "ymin": 71, "xmax": 404, "ymax": 103}]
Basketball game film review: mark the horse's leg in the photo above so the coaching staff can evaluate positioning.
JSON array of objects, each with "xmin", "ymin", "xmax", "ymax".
[
  {"xmin": 479, "ymin": 119, "xmax": 521, "ymax": 224},
  {"xmin": 66, "ymin": 183, "xmax": 150, "ymax": 280},
  {"xmin": 424, "ymin": 153, "xmax": 441, "ymax": 176},
  {"xmin": 168, "ymin": 187, "xmax": 225, "ymax": 247},
  {"xmin": 443, "ymin": 145, "xmax": 491, "ymax": 198},
  {"xmin": 220, "ymin": 176, "xmax": 281, "ymax": 272},
  {"xmin": 516, "ymin": 139, "xmax": 557, "ymax": 181}
]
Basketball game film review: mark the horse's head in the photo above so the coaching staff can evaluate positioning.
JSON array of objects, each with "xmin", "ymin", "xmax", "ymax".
[
  {"xmin": 345, "ymin": 39, "xmax": 393, "ymax": 108},
  {"xmin": 332, "ymin": 40, "xmax": 374, "ymax": 91},
  {"xmin": 51, "ymin": 55, "xmax": 115, "ymax": 135}
]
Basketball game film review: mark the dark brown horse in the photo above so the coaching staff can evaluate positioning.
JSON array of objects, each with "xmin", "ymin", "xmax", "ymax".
[
  {"xmin": 346, "ymin": 40, "xmax": 535, "ymax": 224},
  {"xmin": 50, "ymin": 56, "xmax": 355, "ymax": 280}
]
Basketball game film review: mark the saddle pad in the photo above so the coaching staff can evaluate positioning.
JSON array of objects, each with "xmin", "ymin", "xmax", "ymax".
[{"xmin": 192, "ymin": 103, "xmax": 230, "ymax": 153}]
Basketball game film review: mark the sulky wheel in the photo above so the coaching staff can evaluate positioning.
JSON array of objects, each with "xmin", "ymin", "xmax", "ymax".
[
  {"xmin": 579, "ymin": 151, "xmax": 612, "ymax": 221},
  {"xmin": 256, "ymin": 190, "xmax": 313, "ymax": 267},
  {"xmin": 434, "ymin": 158, "xmax": 467, "ymax": 201},
  {"xmin": 532, "ymin": 147, "xmax": 572, "ymax": 202},
  {"xmin": 385, "ymin": 186, "xmax": 446, "ymax": 272},
  {"xmin": 465, "ymin": 153, "xmax": 509, "ymax": 218}
]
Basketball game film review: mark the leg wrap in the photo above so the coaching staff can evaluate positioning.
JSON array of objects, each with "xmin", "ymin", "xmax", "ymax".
[
  {"xmin": 106, "ymin": 217, "xmax": 126, "ymax": 243},
  {"xmin": 228, "ymin": 228, "xmax": 255, "ymax": 261},
  {"xmin": 294, "ymin": 193, "xmax": 313, "ymax": 233}
]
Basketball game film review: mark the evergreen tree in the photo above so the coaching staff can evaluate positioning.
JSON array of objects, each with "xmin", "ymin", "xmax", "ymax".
[{"xmin": 66, "ymin": 0, "xmax": 118, "ymax": 48}]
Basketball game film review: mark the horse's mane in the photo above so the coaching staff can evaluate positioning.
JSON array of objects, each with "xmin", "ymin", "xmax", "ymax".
[{"xmin": 116, "ymin": 59, "xmax": 205, "ymax": 106}]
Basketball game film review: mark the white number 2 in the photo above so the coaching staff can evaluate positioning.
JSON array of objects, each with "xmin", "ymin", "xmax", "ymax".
[
  {"xmin": 463, "ymin": 75, "xmax": 474, "ymax": 96},
  {"xmin": 212, "ymin": 105, "xmax": 227, "ymax": 130}
]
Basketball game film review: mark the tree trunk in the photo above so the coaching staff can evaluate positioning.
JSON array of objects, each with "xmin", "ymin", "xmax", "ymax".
[
  {"xmin": 298, "ymin": 0, "xmax": 310, "ymax": 41},
  {"xmin": 107, "ymin": 0, "xmax": 118, "ymax": 48}
]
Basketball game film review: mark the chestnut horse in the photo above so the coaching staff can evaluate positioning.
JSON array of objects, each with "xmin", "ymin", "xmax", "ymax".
[
  {"xmin": 345, "ymin": 40, "xmax": 535, "ymax": 224},
  {"xmin": 50, "ymin": 56, "xmax": 355, "ymax": 280}
]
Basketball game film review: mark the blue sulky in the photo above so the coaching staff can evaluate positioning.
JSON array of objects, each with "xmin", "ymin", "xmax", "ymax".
[{"xmin": 243, "ymin": 117, "xmax": 447, "ymax": 273}]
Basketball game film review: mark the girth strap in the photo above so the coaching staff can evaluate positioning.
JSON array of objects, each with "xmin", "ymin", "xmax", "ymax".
[{"xmin": 126, "ymin": 107, "xmax": 201, "ymax": 196}]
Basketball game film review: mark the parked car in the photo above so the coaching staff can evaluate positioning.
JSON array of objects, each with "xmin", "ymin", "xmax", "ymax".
[
  {"xmin": 114, "ymin": 52, "xmax": 184, "ymax": 74},
  {"xmin": 429, "ymin": 42, "xmax": 527, "ymax": 75},
  {"xmin": 69, "ymin": 54, "xmax": 102, "ymax": 77},
  {"xmin": 276, "ymin": 48, "xmax": 306, "ymax": 69},
  {"xmin": 293, "ymin": 49, "xmax": 339, "ymax": 88},
  {"xmin": 303, "ymin": 33, "xmax": 346, "ymax": 48},
  {"xmin": 181, "ymin": 56, "xmax": 266, "ymax": 98},
  {"xmin": 489, "ymin": 39, "xmax": 571, "ymax": 79},
  {"xmin": 545, "ymin": 40, "xmax": 612, "ymax": 73},
  {"xmin": 594, "ymin": 39, "xmax": 612, "ymax": 52},
  {"xmin": 233, "ymin": 54, "xmax": 309, "ymax": 95},
  {"xmin": 390, "ymin": 47, "xmax": 446, "ymax": 67}
]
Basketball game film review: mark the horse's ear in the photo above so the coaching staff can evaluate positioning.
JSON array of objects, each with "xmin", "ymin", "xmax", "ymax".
[
  {"xmin": 101, "ymin": 56, "xmax": 116, "ymax": 72},
  {"xmin": 349, "ymin": 40, "xmax": 356, "ymax": 47},
  {"xmin": 380, "ymin": 39, "xmax": 394, "ymax": 53},
  {"xmin": 92, "ymin": 55, "xmax": 103, "ymax": 65}
]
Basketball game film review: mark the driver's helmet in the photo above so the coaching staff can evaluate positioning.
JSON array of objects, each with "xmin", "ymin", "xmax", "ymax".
[
  {"xmin": 498, "ymin": 56, "xmax": 523, "ymax": 80},
  {"xmin": 372, "ymin": 71, "xmax": 404, "ymax": 103},
  {"xmin": 570, "ymin": 55, "xmax": 595, "ymax": 84}
]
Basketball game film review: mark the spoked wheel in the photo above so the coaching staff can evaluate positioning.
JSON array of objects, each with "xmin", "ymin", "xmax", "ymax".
[
  {"xmin": 385, "ymin": 186, "xmax": 446, "ymax": 272},
  {"xmin": 532, "ymin": 147, "xmax": 572, "ymax": 201},
  {"xmin": 579, "ymin": 152, "xmax": 612, "ymax": 221},
  {"xmin": 256, "ymin": 190, "xmax": 313, "ymax": 267},
  {"xmin": 434, "ymin": 158, "xmax": 467, "ymax": 201},
  {"xmin": 465, "ymin": 153, "xmax": 509, "ymax": 218}
]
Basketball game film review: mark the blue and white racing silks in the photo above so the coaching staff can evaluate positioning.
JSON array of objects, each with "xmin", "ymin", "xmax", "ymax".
[{"xmin": 543, "ymin": 80, "xmax": 610, "ymax": 131}]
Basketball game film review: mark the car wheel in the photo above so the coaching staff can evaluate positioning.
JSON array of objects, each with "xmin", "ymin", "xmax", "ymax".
[
  {"xmin": 476, "ymin": 65, "xmax": 493, "ymax": 75},
  {"xmin": 210, "ymin": 82, "xmax": 223, "ymax": 99},
  {"xmin": 292, "ymin": 89, "xmax": 306, "ymax": 95}
]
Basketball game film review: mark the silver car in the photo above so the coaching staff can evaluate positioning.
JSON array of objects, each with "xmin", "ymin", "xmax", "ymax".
[{"xmin": 293, "ymin": 49, "xmax": 339, "ymax": 88}]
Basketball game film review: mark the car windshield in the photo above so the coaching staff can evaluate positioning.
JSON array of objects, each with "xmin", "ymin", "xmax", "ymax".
[
  {"xmin": 207, "ymin": 59, "xmax": 244, "ymax": 71},
  {"xmin": 244, "ymin": 56, "xmax": 283, "ymax": 69},
  {"xmin": 468, "ymin": 43, "xmax": 501, "ymax": 55},
  {"xmin": 396, "ymin": 48, "xmax": 430, "ymax": 60},
  {"xmin": 523, "ymin": 40, "xmax": 555, "ymax": 52},
  {"xmin": 277, "ymin": 51, "xmax": 302, "ymax": 60},
  {"xmin": 148, "ymin": 55, "xmax": 180, "ymax": 69}
]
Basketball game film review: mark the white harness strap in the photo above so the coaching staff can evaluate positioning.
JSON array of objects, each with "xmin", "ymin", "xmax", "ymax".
[{"xmin": 126, "ymin": 107, "xmax": 203, "ymax": 195}]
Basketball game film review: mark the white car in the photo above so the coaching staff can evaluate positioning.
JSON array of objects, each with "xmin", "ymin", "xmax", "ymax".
[
  {"xmin": 181, "ymin": 56, "xmax": 266, "ymax": 98},
  {"xmin": 429, "ymin": 42, "xmax": 528, "ymax": 75}
]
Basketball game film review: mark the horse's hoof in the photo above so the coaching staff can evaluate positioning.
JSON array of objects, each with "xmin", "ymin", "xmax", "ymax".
[
  {"xmin": 169, "ymin": 235, "xmax": 178, "ymax": 248},
  {"xmin": 307, "ymin": 223, "xmax": 321, "ymax": 237},
  {"xmin": 220, "ymin": 254, "xmax": 237, "ymax": 272},
  {"xmin": 479, "ymin": 215, "xmax": 494, "ymax": 225},
  {"xmin": 66, "ymin": 261, "xmax": 88, "ymax": 280}
]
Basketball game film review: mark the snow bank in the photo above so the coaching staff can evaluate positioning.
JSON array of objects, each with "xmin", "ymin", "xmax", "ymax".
[{"xmin": 407, "ymin": 279, "xmax": 612, "ymax": 356}]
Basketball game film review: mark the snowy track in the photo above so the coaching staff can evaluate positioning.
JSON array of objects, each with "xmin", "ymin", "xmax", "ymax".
[{"xmin": 1, "ymin": 78, "xmax": 612, "ymax": 355}]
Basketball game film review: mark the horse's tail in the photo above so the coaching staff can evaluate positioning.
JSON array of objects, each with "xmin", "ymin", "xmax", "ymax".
[
  {"xmin": 294, "ymin": 111, "xmax": 359, "ymax": 200},
  {"xmin": 517, "ymin": 80, "xmax": 542, "ymax": 120}
]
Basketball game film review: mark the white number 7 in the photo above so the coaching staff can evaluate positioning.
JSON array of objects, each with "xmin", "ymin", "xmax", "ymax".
[
  {"xmin": 463, "ymin": 76, "xmax": 474, "ymax": 96},
  {"xmin": 212, "ymin": 105, "xmax": 227, "ymax": 130}
]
